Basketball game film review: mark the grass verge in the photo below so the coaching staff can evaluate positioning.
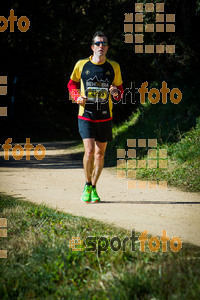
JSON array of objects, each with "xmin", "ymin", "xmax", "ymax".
[
  {"xmin": 106, "ymin": 109, "xmax": 200, "ymax": 192},
  {"xmin": 0, "ymin": 193, "xmax": 200, "ymax": 299},
  {"xmin": 136, "ymin": 120, "xmax": 200, "ymax": 192}
]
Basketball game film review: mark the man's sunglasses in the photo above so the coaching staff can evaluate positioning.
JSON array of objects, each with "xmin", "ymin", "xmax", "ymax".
[{"xmin": 93, "ymin": 41, "xmax": 108, "ymax": 46}]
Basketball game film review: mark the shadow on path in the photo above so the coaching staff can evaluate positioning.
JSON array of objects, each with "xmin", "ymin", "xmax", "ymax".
[{"xmin": 0, "ymin": 141, "xmax": 83, "ymax": 170}]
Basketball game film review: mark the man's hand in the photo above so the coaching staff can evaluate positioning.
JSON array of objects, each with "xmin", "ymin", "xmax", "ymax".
[
  {"xmin": 109, "ymin": 85, "xmax": 119, "ymax": 97},
  {"xmin": 77, "ymin": 96, "xmax": 87, "ymax": 105}
]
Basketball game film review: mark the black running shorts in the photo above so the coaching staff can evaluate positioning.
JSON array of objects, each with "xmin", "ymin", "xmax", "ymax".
[{"xmin": 78, "ymin": 119, "xmax": 113, "ymax": 143}]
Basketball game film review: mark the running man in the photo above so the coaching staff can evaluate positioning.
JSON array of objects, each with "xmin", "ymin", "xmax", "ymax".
[{"xmin": 68, "ymin": 31, "xmax": 123, "ymax": 203}]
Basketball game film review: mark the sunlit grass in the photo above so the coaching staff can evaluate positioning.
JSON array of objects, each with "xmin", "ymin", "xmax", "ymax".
[
  {"xmin": 108, "ymin": 104, "xmax": 200, "ymax": 192},
  {"xmin": 0, "ymin": 194, "xmax": 200, "ymax": 299}
]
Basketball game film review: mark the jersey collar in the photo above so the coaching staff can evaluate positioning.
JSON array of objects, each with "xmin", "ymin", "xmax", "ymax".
[{"xmin": 89, "ymin": 55, "xmax": 107, "ymax": 65}]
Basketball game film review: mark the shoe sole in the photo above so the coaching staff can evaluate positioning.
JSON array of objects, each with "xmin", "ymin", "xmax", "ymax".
[{"xmin": 81, "ymin": 198, "xmax": 91, "ymax": 203}]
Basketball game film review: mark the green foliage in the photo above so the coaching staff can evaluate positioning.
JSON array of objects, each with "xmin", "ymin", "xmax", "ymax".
[
  {"xmin": 170, "ymin": 118, "xmax": 200, "ymax": 163},
  {"xmin": 1, "ymin": 0, "xmax": 200, "ymax": 141},
  {"xmin": 0, "ymin": 194, "xmax": 200, "ymax": 299},
  {"xmin": 107, "ymin": 112, "xmax": 200, "ymax": 191}
]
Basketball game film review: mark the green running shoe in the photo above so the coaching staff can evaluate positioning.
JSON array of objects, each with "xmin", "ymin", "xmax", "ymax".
[
  {"xmin": 81, "ymin": 184, "xmax": 92, "ymax": 203},
  {"xmin": 91, "ymin": 187, "xmax": 100, "ymax": 203}
]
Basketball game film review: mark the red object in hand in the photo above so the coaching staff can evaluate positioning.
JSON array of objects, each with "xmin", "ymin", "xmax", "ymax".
[
  {"xmin": 67, "ymin": 79, "xmax": 81, "ymax": 102},
  {"xmin": 111, "ymin": 84, "xmax": 124, "ymax": 101}
]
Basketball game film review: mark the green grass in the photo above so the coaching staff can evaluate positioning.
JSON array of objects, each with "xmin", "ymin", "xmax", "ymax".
[
  {"xmin": 0, "ymin": 194, "xmax": 200, "ymax": 299},
  {"xmin": 106, "ymin": 104, "xmax": 200, "ymax": 192},
  {"xmin": 135, "ymin": 120, "xmax": 200, "ymax": 192}
]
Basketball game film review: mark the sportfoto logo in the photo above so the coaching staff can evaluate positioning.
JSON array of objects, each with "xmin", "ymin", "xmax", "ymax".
[
  {"xmin": 0, "ymin": 9, "xmax": 30, "ymax": 32},
  {"xmin": 124, "ymin": 2, "xmax": 176, "ymax": 53},
  {"xmin": 69, "ymin": 230, "xmax": 182, "ymax": 253},
  {"xmin": 0, "ymin": 218, "xmax": 7, "ymax": 259},
  {"xmin": 138, "ymin": 81, "xmax": 182, "ymax": 104},
  {"xmin": 0, "ymin": 76, "xmax": 7, "ymax": 117},
  {"xmin": 117, "ymin": 138, "xmax": 168, "ymax": 189},
  {"xmin": 1, "ymin": 138, "xmax": 46, "ymax": 160},
  {"xmin": 69, "ymin": 81, "xmax": 182, "ymax": 105}
]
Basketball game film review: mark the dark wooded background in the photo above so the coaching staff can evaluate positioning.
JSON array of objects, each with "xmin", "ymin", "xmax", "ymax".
[{"xmin": 1, "ymin": 0, "xmax": 199, "ymax": 142}]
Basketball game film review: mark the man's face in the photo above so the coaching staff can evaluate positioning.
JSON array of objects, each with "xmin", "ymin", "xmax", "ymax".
[{"xmin": 91, "ymin": 36, "xmax": 109, "ymax": 58}]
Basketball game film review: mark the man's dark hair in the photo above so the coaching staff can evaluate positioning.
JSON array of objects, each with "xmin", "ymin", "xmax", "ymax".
[{"xmin": 92, "ymin": 31, "xmax": 108, "ymax": 45}]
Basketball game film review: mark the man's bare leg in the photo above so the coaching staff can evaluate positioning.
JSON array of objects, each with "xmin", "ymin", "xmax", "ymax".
[
  {"xmin": 83, "ymin": 138, "xmax": 95, "ymax": 183},
  {"xmin": 82, "ymin": 139, "xmax": 107, "ymax": 202},
  {"xmin": 92, "ymin": 141, "xmax": 107, "ymax": 186}
]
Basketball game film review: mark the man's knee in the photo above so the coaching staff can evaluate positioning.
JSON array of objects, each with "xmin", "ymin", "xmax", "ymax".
[
  {"xmin": 95, "ymin": 152, "xmax": 105, "ymax": 161},
  {"xmin": 85, "ymin": 148, "xmax": 95, "ymax": 158}
]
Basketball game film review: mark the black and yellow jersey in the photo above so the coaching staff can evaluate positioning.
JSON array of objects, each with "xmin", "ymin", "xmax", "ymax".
[{"xmin": 70, "ymin": 55, "xmax": 123, "ymax": 121}]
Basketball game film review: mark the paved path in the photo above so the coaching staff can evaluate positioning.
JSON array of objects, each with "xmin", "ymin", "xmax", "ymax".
[{"xmin": 0, "ymin": 141, "xmax": 200, "ymax": 247}]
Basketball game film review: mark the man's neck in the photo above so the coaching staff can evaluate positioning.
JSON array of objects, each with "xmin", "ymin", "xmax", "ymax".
[{"xmin": 91, "ymin": 54, "xmax": 106, "ymax": 64}]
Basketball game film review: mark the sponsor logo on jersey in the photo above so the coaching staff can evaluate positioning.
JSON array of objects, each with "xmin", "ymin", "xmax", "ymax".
[{"xmin": 86, "ymin": 75, "xmax": 109, "ymax": 88}]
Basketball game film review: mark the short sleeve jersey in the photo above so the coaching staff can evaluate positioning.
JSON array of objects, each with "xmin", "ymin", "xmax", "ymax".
[{"xmin": 70, "ymin": 55, "xmax": 123, "ymax": 121}]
